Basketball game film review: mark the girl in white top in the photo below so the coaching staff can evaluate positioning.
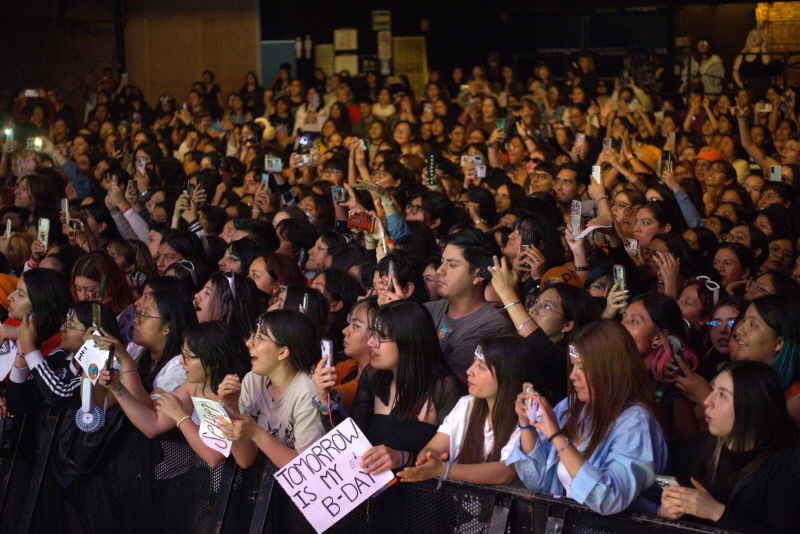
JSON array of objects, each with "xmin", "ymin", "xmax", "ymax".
[
  {"xmin": 397, "ymin": 335, "xmax": 535, "ymax": 485},
  {"xmin": 216, "ymin": 310, "xmax": 325, "ymax": 469},
  {"xmin": 98, "ymin": 321, "xmax": 251, "ymax": 467}
]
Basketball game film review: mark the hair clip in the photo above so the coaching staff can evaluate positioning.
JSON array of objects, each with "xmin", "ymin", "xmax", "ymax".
[
  {"xmin": 569, "ymin": 345, "xmax": 580, "ymax": 359},
  {"xmin": 475, "ymin": 345, "xmax": 485, "ymax": 360}
]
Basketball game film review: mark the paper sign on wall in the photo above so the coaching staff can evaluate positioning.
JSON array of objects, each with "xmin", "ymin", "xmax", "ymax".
[
  {"xmin": 274, "ymin": 418, "xmax": 395, "ymax": 533},
  {"xmin": 73, "ymin": 339, "xmax": 114, "ymax": 385},
  {"xmin": 0, "ymin": 340, "xmax": 17, "ymax": 381},
  {"xmin": 190, "ymin": 397, "xmax": 232, "ymax": 457}
]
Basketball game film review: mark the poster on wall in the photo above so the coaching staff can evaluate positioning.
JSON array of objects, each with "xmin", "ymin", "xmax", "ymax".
[
  {"xmin": 334, "ymin": 54, "xmax": 359, "ymax": 76},
  {"xmin": 315, "ymin": 44, "xmax": 335, "ymax": 77},
  {"xmin": 334, "ymin": 29, "xmax": 358, "ymax": 51}
]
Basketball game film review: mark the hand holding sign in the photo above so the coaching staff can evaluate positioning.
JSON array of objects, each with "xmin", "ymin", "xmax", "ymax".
[{"xmin": 192, "ymin": 397, "xmax": 232, "ymax": 456}]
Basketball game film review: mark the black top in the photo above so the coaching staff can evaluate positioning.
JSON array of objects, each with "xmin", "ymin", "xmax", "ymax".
[
  {"xmin": 673, "ymin": 432, "xmax": 800, "ymax": 534},
  {"xmin": 525, "ymin": 327, "xmax": 567, "ymax": 404},
  {"xmin": 350, "ymin": 365, "xmax": 462, "ymax": 456}
]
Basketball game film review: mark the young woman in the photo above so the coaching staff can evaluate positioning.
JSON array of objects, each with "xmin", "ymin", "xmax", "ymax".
[
  {"xmin": 312, "ymin": 298, "xmax": 379, "ymax": 414},
  {"xmin": 511, "ymin": 319, "xmax": 668, "ymax": 515},
  {"xmin": 98, "ymin": 321, "xmax": 250, "ymax": 467},
  {"xmin": 247, "ymin": 252, "xmax": 305, "ymax": 306},
  {"xmin": 215, "ymin": 310, "xmax": 325, "ymax": 469},
  {"xmin": 714, "ymin": 243, "xmax": 753, "ymax": 290},
  {"xmin": 729, "ymin": 295, "xmax": 800, "ymax": 424},
  {"xmin": 661, "ymin": 361, "xmax": 800, "ymax": 533},
  {"xmin": 397, "ymin": 335, "xmax": 536, "ymax": 485},
  {"xmin": 351, "ymin": 301, "xmax": 463, "ymax": 476},
  {"xmin": 92, "ymin": 289, "xmax": 198, "ymax": 407},
  {"xmin": 193, "ymin": 271, "xmax": 261, "ymax": 341},
  {"xmin": 7, "ymin": 302, "xmax": 120, "ymax": 413}
]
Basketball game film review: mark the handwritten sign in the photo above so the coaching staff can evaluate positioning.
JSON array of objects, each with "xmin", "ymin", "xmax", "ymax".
[
  {"xmin": 190, "ymin": 397, "xmax": 232, "ymax": 457},
  {"xmin": 73, "ymin": 339, "xmax": 114, "ymax": 385},
  {"xmin": 0, "ymin": 340, "xmax": 17, "ymax": 381},
  {"xmin": 274, "ymin": 418, "xmax": 394, "ymax": 534}
]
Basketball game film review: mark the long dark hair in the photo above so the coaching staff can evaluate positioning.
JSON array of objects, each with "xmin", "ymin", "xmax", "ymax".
[
  {"xmin": 208, "ymin": 271, "xmax": 261, "ymax": 341},
  {"xmin": 696, "ymin": 361, "xmax": 798, "ymax": 489},
  {"xmin": 256, "ymin": 309, "xmax": 320, "ymax": 373},
  {"xmin": 370, "ymin": 301, "xmax": 452, "ymax": 423},
  {"xmin": 138, "ymin": 290, "xmax": 198, "ymax": 391},
  {"xmin": 457, "ymin": 335, "xmax": 535, "ymax": 464},
  {"xmin": 21, "ymin": 269, "xmax": 70, "ymax": 346},
  {"xmin": 71, "ymin": 301, "xmax": 122, "ymax": 345},
  {"xmin": 184, "ymin": 321, "xmax": 250, "ymax": 394},
  {"xmin": 750, "ymin": 295, "xmax": 800, "ymax": 389}
]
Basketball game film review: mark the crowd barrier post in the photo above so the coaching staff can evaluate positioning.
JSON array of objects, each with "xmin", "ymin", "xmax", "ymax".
[
  {"xmin": 0, "ymin": 411, "xmax": 26, "ymax": 514},
  {"xmin": 16, "ymin": 408, "xmax": 62, "ymax": 534}
]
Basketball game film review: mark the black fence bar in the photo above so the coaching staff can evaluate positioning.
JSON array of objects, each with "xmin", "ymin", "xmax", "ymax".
[{"xmin": 0, "ymin": 406, "xmax": 746, "ymax": 534}]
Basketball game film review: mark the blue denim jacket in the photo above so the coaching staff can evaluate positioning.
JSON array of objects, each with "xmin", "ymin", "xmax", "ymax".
[{"xmin": 507, "ymin": 400, "xmax": 668, "ymax": 516}]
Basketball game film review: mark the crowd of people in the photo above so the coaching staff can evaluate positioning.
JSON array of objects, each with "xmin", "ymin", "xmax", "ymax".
[{"xmin": 1, "ymin": 26, "xmax": 800, "ymax": 533}]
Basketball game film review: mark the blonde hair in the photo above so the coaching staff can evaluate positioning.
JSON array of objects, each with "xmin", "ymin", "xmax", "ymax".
[
  {"xmin": 742, "ymin": 28, "xmax": 770, "ymax": 52},
  {"xmin": 7, "ymin": 233, "xmax": 33, "ymax": 273}
]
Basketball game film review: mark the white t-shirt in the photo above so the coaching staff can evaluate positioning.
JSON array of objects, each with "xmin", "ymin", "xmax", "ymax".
[
  {"xmin": 127, "ymin": 343, "xmax": 185, "ymax": 397},
  {"xmin": 239, "ymin": 370, "xmax": 325, "ymax": 454},
  {"xmin": 437, "ymin": 395, "xmax": 519, "ymax": 463}
]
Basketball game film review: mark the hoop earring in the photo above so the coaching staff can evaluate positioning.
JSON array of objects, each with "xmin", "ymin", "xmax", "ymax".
[{"xmin": 652, "ymin": 340, "xmax": 659, "ymax": 348}]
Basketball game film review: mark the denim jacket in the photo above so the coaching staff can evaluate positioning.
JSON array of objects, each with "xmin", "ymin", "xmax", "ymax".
[{"xmin": 507, "ymin": 400, "xmax": 668, "ymax": 516}]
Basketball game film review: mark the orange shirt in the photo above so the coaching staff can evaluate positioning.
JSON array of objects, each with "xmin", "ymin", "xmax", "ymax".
[{"xmin": 332, "ymin": 359, "xmax": 359, "ymax": 413}]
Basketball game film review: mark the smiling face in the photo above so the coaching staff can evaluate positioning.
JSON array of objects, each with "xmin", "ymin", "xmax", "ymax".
[
  {"xmin": 246, "ymin": 325, "xmax": 287, "ymax": 377},
  {"xmin": 732, "ymin": 304, "xmax": 782, "ymax": 365},
  {"xmin": 703, "ymin": 371, "xmax": 735, "ymax": 439},
  {"xmin": 181, "ymin": 342, "xmax": 208, "ymax": 385}
]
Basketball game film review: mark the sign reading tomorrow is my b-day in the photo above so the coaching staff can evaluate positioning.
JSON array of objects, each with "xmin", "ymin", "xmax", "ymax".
[{"xmin": 274, "ymin": 418, "xmax": 395, "ymax": 533}]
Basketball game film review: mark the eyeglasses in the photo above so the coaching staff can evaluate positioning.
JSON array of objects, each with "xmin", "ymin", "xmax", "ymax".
[
  {"xmin": 768, "ymin": 244, "xmax": 794, "ymax": 259},
  {"xmin": 171, "ymin": 259, "xmax": 197, "ymax": 287},
  {"xmin": 406, "ymin": 204, "xmax": 427, "ymax": 215},
  {"xmin": 134, "ymin": 311, "xmax": 164, "ymax": 323},
  {"xmin": 248, "ymin": 319, "xmax": 274, "ymax": 344},
  {"xmin": 530, "ymin": 172, "xmax": 552, "ymax": 181},
  {"xmin": 366, "ymin": 328, "xmax": 391, "ymax": 348},
  {"xmin": 726, "ymin": 232, "xmax": 750, "ymax": 244},
  {"xmin": 525, "ymin": 298, "xmax": 565, "ymax": 317},
  {"xmin": 589, "ymin": 281, "xmax": 608, "ymax": 292},
  {"xmin": 62, "ymin": 309, "xmax": 87, "ymax": 331},
  {"xmin": 223, "ymin": 270, "xmax": 236, "ymax": 299},
  {"xmin": 610, "ymin": 200, "xmax": 634, "ymax": 215},
  {"xmin": 745, "ymin": 280, "xmax": 772, "ymax": 296},
  {"xmin": 181, "ymin": 347, "xmax": 200, "ymax": 360},
  {"xmin": 708, "ymin": 319, "xmax": 735, "ymax": 329}
]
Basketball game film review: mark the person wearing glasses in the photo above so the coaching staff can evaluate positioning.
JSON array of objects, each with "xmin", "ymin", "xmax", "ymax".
[
  {"xmin": 98, "ymin": 321, "xmax": 250, "ymax": 467},
  {"xmin": 215, "ymin": 310, "xmax": 325, "ymax": 469},
  {"xmin": 511, "ymin": 320, "xmax": 668, "ymax": 516},
  {"xmin": 7, "ymin": 302, "xmax": 119, "ymax": 414},
  {"xmin": 743, "ymin": 271, "xmax": 800, "ymax": 301},
  {"xmin": 93, "ymin": 289, "xmax": 198, "ymax": 408}
]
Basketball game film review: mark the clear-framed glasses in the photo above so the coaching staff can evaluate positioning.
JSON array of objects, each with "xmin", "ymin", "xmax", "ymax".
[
  {"xmin": 768, "ymin": 243, "xmax": 794, "ymax": 259},
  {"xmin": 695, "ymin": 276, "xmax": 720, "ymax": 305},
  {"xmin": 745, "ymin": 280, "xmax": 772, "ymax": 296},
  {"xmin": 223, "ymin": 270, "xmax": 236, "ymax": 299},
  {"xmin": 171, "ymin": 259, "xmax": 197, "ymax": 287},
  {"xmin": 708, "ymin": 319, "xmax": 735, "ymax": 329},
  {"xmin": 609, "ymin": 200, "xmax": 634, "ymax": 216},
  {"xmin": 366, "ymin": 328, "xmax": 390, "ymax": 348},
  {"xmin": 62, "ymin": 309, "xmax": 87, "ymax": 331},
  {"xmin": 525, "ymin": 298, "xmax": 565, "ymax": 317},
  {"xmin": 406, "ymin": 204, "xmax": 426, "ymax": 216},
  {"xmin": 181, "ymin": 346, "xmax": 200, "ymax": 360},
  {"xmin": 248, "ymin": 318, "xmax": 270, "ymax": 344},
  {"xmin": 589, "ymin": 281, "xmax": 608, "ymax": 293}
]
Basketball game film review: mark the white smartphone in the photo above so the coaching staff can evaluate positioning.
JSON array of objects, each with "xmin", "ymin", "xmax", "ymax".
[
  {"xmin": 771, "ymin": 165, "xmax": 782, "ymax": 182},
  {"xmin": 624, "ymin": 238, "xmax": 639, "ymax": 254},
  {"xmin": 4, "ymin": 219, "xmax": 11, "ymax": 239},
  {"xmin": 38, "ymin": 218, "xmax": 50, "ymax": 251},
  {"xmin": 655, "ymin": 475, "xmax": 680, "ymax": 489},
  {"xmin": 525, "ymin": 386, "xmax": 538, "ymax": 422},
  {"xmin": 570, "ymin": 200, "xmax": 581, "ymax": 236},
  {"xmin": 591, "ymin": 165, "xmax": 602, "ymax": 185},
  {"xmin": 321, "ymin": 339, "xmax": 333, "ymax": 368},
  {"xmin": 387, "ymin": 260, "xmax": 395, "ymax": 292},
  {"xmin": 666, "ymin": 131, "xmax": 676, "ymax": 146},
  {"xmin": 613, "ymin": 264, "xmax": 627, "ymax": 292},
  {"xmin": 62, "ymin": 198, "xmax": 70, "ymax": 226}
]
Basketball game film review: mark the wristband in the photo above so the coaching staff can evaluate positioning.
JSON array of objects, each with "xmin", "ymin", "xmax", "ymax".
[
  {"xmin": 556, "ymin": 439, "xmax": 574, "ymax": 456},
  {"xmin": 517, "ymin": 423, "xmax": 534, "ymax": 430},
  {"xmin": 503, "ymin": 301, "xmax": 522, "ymax": 310},
  {"xmin": 547, "ymin": 428, "xmax": 565, "ymax": 442},
  {"xmin": 517, "ymin": 317, "xmax": 533, "ymax": 332},
  {"xmin": 575, "ymin": 265, "xmax": 589, "ymax": 272},
  {"xmin": 437, "ymin": 460, "xmax": 452, "ymax": 490},
  {"xmin": 176, "ymin": 415, "xmax": 192, "ymax": 428}
]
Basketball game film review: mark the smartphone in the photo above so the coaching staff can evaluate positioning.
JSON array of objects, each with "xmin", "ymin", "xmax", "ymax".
[
  {"xmin": 297, "ymin": 248, "xmax": 308, "ymax": 269},
  {"xmin": 423, "ymin": 103, "xmax": 433, "ymax": 115},
  {"xmin": 603, "ymin": 138, "xmax": 612, "ymax": 151},
  {"xmin": 106, "ymin": 343, "xmax": 115, "ymax": 371},
  {"xmin": 98, "ymin": 273, "xmax": 107, "ymax": 300},
  {"xmin": 4, "ymin": 128, "xmax": 13, "ymax": 149},
  {"xmin": 520, "ymin": 228, "xmax": 533, "ymax": 252},
  {"xmin": 666, "ymin": 131, "xmax": 676, "ymax": 146},
  {"xmin": 570, "ymin": 200, "xmax": 582, "ymax": 236},
  {"xmin": 59, "ymin": 146, "xmax": 72, "ymax": 158},
  {"xmin": 668, "ymin": 335, "xmax": 687, "ymax": 378},
  {"xmin": 37, "ymin": 218, "xmax": 49, "ymax": 251},
  {"xmin": 525, "ymin": 386, "xmax": 539, "ymax": 422},
  {"xmin": 331, "ymin": 187, "xmax": 347, "ymax": 202},
  {"xmin": 264, "ymin": 157, "xmax": 283, "ymax": 173},
  {"xmin": 387, "ymin": 260, "xmax": 395, "ymax": 292},
  {"xmin": 262, "ymin": 173, "xmax": 270, "ymax": 191},
  {"xmin": 613, "ymin": 264, "xmax": 627, "ymax": 292},
  {"xmin": 495, "ymin": 118, "xmax": 506, "ymax": 130},
  {"xmin": 763, "ymin": 103, "xmax": 773, "ymax": 113},
  {"xmin": 298, "ymin": 154, "xmax": 313, "ymax": 166},
  {"xmin": 183, "ymin": 183, "xmax": 193, "ymax": 200},
  {"xmin": 130, "ymin": 179, "xmax": 138, "ymax": 197},
  {"xmin": 475, "ymin": 164, "xmax": 486, "ymax": 178},
  {"xmin": 120, "ymin": 72, "xmax": 128, "ymax": 82},
  {"xmin": 321, "ymin": 339, "xmax": 333, "ymax": 368},
  {"xmin": 661, "ymin": 152, "xmax": 673, "ymax": 176},
  {"xmin": 460, "ymin": 155, "xmax": 474, "ymax": 167},
  {"xmin": 61, "ymin": 198, "xmax": 70, "ymax": 225},
  {"xmin": 113, "ymin": 139, "xmax": 123, "ymax": 153},
  {"xmin": 591, "ymin": 165, "xmax": 602, "ymax": 185},
  {"xmin": 111, "ymin": 174, "xmax": 118, "ymax": 187},
  {"xmin": 771, "ymin": 165, "xmax": 782, "ymax": 182},
  {"xmin": 302, "ymin": 293, "xmax": 309, "ymax": 313},
  {"xmin": 310, "ymin": 94, "xmax": 320, "ymax": 109},
  {"xmin": 4, "ymin": 219, "xmax": 11, "ymax": 239},
  {"xmin": 136, "ymin": 157, "xmax": 147, "ymax": 175},
  {"xmin": 575, "ymin": 132, "xmax": 586, "ymax": 148},
  {"xmin": 655, "ymin": 475, "xmax": 680, "ymax": 490},
  {"xmin": 133, "ymin": 112, "xmax": 141, "ymax": 124},
  {"xmin": 427, "ymin": 155, "xmax": 436, "ymax": 186},
  {"xmin": 24, "ymin": 89, "xmax": 38, "ymax": 98},
  {"xmin": 624, "ymin": 238, "xmax": 639, "ymax": 254},
  {"xmin": 479, "ymin": 256, "xmax": 494, "ymax": 281},
  {"xmin": 92, "ymin": 302, "xmax": 102, "ymax": 331}
]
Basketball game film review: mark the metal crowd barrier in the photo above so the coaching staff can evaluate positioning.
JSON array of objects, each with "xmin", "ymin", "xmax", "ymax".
[{"xmin": 0, "ymin": 404, "xmax": 742, "ymax": 534}]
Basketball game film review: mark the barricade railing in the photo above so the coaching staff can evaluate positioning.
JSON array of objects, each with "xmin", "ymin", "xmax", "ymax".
[{"xmin": 0, "ymin": 402, "xmax": 744, "ymax": 534}]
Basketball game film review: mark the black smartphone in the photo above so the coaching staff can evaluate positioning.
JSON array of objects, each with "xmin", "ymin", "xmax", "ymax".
[{"xmin": 479, "ymin": 256, "xmax": 494, "ymax": 281}]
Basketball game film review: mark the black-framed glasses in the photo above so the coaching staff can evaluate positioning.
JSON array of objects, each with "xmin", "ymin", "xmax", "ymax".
[
  {"xmin": 366, "ymin": 328, "xmax": 391, "ymax": 348},
  {"xmin": 134, "ymin": 311, "xmax": 164, "ymax": 323},
  {"xmin": 406, "ymin": 204, "xmax": 427, "ymax": 216}
]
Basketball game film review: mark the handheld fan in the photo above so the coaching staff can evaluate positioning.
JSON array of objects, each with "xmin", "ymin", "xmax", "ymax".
[{"xmin": 75, "ymin": 378, "xmax": 104, "ymax": 432}]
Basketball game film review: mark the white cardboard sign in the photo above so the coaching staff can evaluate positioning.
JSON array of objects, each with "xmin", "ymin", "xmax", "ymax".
[
  {"xmin": 73, "ymin": 339, "xmax": 113, "ymax": 385},
  {"xmin": 274, "ymin": 418, "xmax": 395, "ymax": 533},
  {"xmin": 190, "ymin": 397, "xmax": 232, "ymax": 457},
  {"xmin": 0, "ymin": 340, "xmax": 17, "ymax": 381}
]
